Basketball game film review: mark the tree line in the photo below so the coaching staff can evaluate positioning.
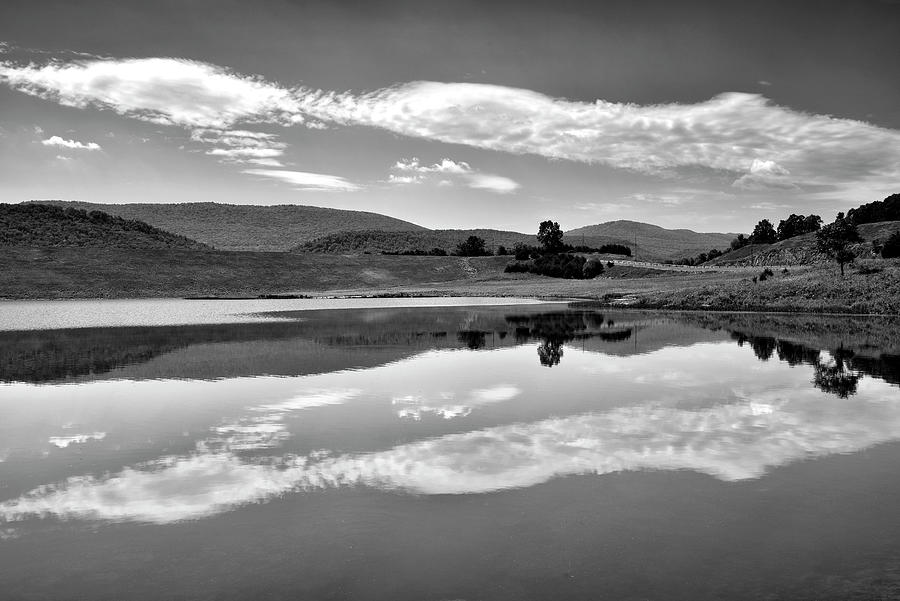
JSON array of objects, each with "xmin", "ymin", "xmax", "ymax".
[
  {"xmin": 677, "ymin": 193, "xmax": 900, "ymax": 274},
  {"xmin": 502, "ymin": 220, "xmax": 625, "ymax": 279}
]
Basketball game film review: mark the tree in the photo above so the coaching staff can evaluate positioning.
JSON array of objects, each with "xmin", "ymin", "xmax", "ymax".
[
  {"xmin": 750, "ymin": 219, "xmax": 777, "ymax": 244},
  {"xmin": 513, "ymin": 242, "xmax": 538, "ymax": 260},
  {"xmin": 496, "ymin": 245, "xmax": 507, "ymax": 256},
  {"xmin": 455, "ymin": 235, "xmax": 488, "ymax": 257},
  {"xmin": 537, "ymin": 220, "xmax": 565, "ymax": 254},
  {"xmin": 730, "ymin": 233, "xmax": 749, "ymax": 251},
  {"xmin": 816, "ymin": 212, "xmax": 862, "ymax": 276},
  {"xmin": 812, "ymin": 346, "xmax": 859, "ymax": 398},
  {"xmin": 882, "ymin": 231, "xmax": 900, "ymax": 259},
  {"xmin": 777, "ymin": 213, "xmax": 822, "ymax": 241},
  {"xmin": 846, "ymin": 193, "xmax": 900, "ymax": 225}
]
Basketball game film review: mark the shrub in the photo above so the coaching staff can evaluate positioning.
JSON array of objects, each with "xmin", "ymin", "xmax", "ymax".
[
  {"xmin": 758, "ymin": 268, "xmax": 774, "ymax": 281},
  {"xmin": 513, "ymin": 243, "xmax": 540, "ymax": 260},
  {"xmin": 454, "ymin": 235, "xmax": 490, "ymax": 257},
  {"xmin": 857, "ymin": 264, "xmax": 882, "ymax": 275},
  {"xmin": 504, "ymin": 262, "xmax": 531, "ymax": 273},
  {"xmin": 583, "ymin": 259, "xmax": 605, "ymax": 278},
  {"xmin": 597, "ymin": 244, "xmax": 631, "ymax": 256},
  {"xmin": 504, "ymin": 254, "xmax": 594, "ymax": 279},
  {"xmin": 882, "ymin": 231, "xmax": 900, "ymax": 259},
  {"xmin": 531, "ymin": 254, "xmax": 586, "ymax": 278}
]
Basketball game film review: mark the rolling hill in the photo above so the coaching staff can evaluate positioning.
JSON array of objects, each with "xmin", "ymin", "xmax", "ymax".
[
  {"xmin": 566, "ymin": 220, "xmax": 738, "ymax": 260},
  {"xmin": 0, "ymin": 203, "xmax": 209, "ymax": 250},
  {"xmin": 30, "ymin": 201, "xmax": 427, "ymax": 251},
  {"xmin": 25, "ymin": 201, "xmax": 733, "ymax": 258}
]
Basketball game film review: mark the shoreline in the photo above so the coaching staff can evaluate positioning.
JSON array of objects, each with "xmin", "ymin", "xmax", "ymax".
[{"xmin": 3, "ymin": 289, "xmax": 900, "ymax": 319}]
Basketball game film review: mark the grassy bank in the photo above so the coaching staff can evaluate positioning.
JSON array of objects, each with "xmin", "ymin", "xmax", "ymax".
[
  {"xmin": 0, "ymin": 247, "xmax": 510, "ymax": 299},
  {"xmin": 2, "ymin": 247, "xmax": 898, "ymax": 315},
  {"xmin": 324, "ymin": 260, "xmax": 900, "ymax": 315}
]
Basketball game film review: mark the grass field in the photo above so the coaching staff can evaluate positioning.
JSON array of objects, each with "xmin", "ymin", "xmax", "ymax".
[{"xmin": 2, "ymin": 247, "xmax": 898, "ymax": 314}]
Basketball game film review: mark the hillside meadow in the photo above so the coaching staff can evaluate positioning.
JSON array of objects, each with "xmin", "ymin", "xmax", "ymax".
[{"xmin": 3, "ymin": 245, "xmax": 899, "ymax": 315}]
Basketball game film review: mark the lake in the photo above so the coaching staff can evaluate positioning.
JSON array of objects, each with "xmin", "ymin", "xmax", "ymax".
[{"xmin": 1, "ymin": 298, "xmax": 899, "ymax": 600}]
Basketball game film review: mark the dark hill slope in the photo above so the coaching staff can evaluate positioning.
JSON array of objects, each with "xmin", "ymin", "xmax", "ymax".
[
  {"xmin": 708, "ymin": 221, "xmax": 900, "ymax": 266},
  {"xmin": 31, "ymin": 201, "xmax": 427, "ymax": 251},
  {"xmin": 294, "ymin": 228, "xmax": 639, "ymax": 255},
  {"xmin": 293, "ymin": 229, "xmax": 542, "ymax": 254},
  {"xmin": 567, "ymin": 220, "xmax": 737, "ymax": 261},
  {"xmin": 1, "ymin": 203, "xmax": 209, "ymax": 250}
]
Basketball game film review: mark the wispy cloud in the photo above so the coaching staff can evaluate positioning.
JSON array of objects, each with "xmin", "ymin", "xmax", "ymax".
[
  {"xmin": 41, "ymin": 135, "xmax": 100, "ymax": 150},
  {"xmin": 242, "ymin": 168, "xmax": 361, "ymax": 191},
  {"xmin": 3, "ymin": 51, "xmax": 899, "ymax": 199},
  {"xmin": 190, "ymin": 128, "xmax": 286, "ymax": 166},
  {"xmin": 389, "ymin": 157, "xmax": 520, "ymax": 193},
  {"xmin": 2, "ymin": 57, "xmax": 301, "ymax": 129}
]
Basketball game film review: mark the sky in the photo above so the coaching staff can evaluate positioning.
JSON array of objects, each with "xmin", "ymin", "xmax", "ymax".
[{"xmin": 0, "ymin": 0, "xmax": 898, "ymax": 233}]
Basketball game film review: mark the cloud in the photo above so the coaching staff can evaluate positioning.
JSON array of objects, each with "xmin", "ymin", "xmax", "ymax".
[
  {"xmin": 393, "ymin": 384, "xmax": 521, "ymax": 420},
  {"xmin": 394, "ymin": 157, "xmax": 471, "ymax": 175},
  {"xmin": 207, "ymin": 147, "xmax": 283, "ymax": 159},
  {"xmin": 206, "ymin": 389, "xmax": 361, "ymax": 452},
  {"xmin": 466, "ymin": 173, "xmax": 520, "ymax": 193},
  {"xmin": 41, "ymin": 135, "xmax": 100, "ymax": 150},
  {"xmin": 1, "ymin": 57, "xmax": 301, "ymax": 129},
  {"xmin": 244, "ymin": 158, "xmax": 283, "ymax": 167},
  {"xmin": 626, "ymin": 192, "xmax": 685, "ymax": 206},
  {"xmin": 306, "ymin": 84, "xmax": 900, "ymax": 194},
  {"xmin": 732, "ymin": 158, "xmax": 798, "ymax": 190},
  {"xmin": 48, "ymin": 432, "xmax": 106, "ymax": 448},
  {"xmin": 388, "ymin": 157, "xmax": 520, "ymax": 193},
  {"xmin": 748, "ymin": 201, "xmax": 792, "ymax": 211},
  {"xmin": 387, "ymin": 174, "xmax": 421, "ymax": 184},
  {"xmin": 7, "ymin": 383, "xmax": 900, "ymax": 524},
  {"xmin": 242, "ymin": 168, "xmax": 361, "ymax": 191},
  {"xmin": 190, "ymin": 128, "xmax": 286, "ymax": 165},
  {"xmin": 4, "ymin": 52, "xmax": 899, "ymax": 197}
]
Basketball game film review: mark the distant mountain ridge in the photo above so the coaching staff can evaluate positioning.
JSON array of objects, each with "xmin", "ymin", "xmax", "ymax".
[
  {"xmin": 566, "ymin": 220, "xmax": 739, "ymax": 261},
  {"xmin": 18, "ymin": 201, "xmax": 739, "ymax": 259},
  {"xmin": 30, "ymin": 201, "xmax": 427, "ymax": 251},
  {"xmin": 1, "ymin": 203, "xmax": 209, "ymax": 250}
]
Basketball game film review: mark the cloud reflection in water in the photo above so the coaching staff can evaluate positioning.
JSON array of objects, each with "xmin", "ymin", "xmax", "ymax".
[{"xmin": 3, "ymin": 378, "xmax": 900, "ymax": 524}]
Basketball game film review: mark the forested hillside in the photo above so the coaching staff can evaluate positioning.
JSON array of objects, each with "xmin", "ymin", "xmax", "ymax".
[{"xmin": 1, "ymin": 204, "xmax": 209, "ymax": 250}]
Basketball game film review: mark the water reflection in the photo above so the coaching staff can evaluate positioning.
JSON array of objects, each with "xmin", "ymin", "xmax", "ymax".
[
  {"xmin": 3, "ymin": 343, "xmax": 899, "ymax": 525},
  {"xmin": 4, "ymin": 302, "xmax": 900, "ymax": 601},
  {"xmin": 4, "ymin": 368, "xmax": 900, "ymax": 524},
  {"xmin": 2, "ymin": 305, "xmax": 899, "ymax": 530}
]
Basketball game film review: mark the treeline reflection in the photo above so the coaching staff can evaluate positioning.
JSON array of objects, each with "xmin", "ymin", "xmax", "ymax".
[
  {"xmin": 2, "ymin": 306, "xmax": 898, "ymax": 394},
  {"xmin": 1, "ymin": 308, "xmax": 640, "ymax": 383}
]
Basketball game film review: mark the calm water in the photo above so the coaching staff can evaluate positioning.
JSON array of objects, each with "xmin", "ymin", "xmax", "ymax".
[{"xmin": 1, "ymin": 300, "xmax": 899, "ymax": 600}]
